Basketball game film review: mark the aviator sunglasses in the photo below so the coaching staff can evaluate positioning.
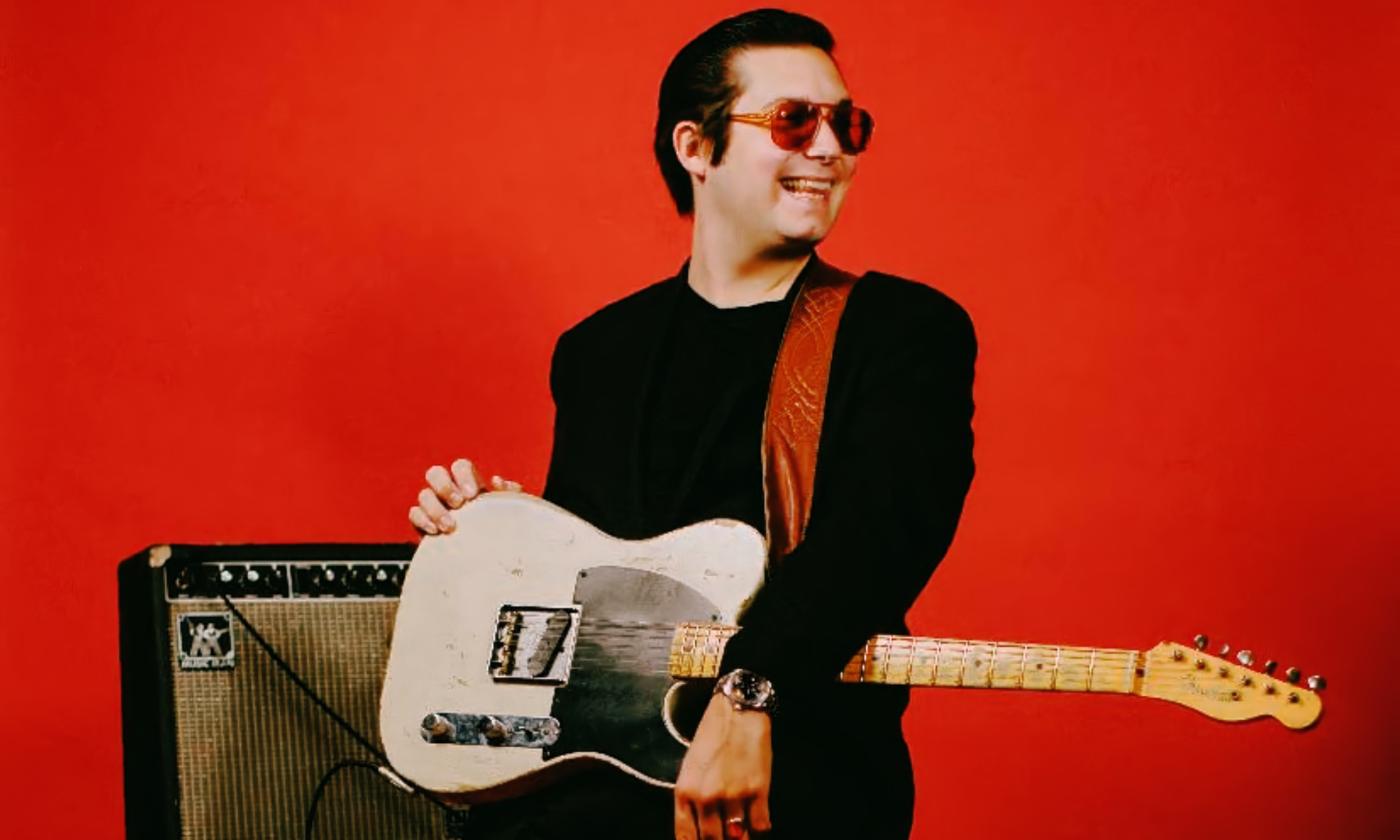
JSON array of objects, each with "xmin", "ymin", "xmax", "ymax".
[{"xmin": 729, "ymin": 99, "xmax": 874, "ymax": 155}]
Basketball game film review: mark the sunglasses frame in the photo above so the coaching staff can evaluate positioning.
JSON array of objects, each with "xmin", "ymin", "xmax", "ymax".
[{"xmin": 728, "ymin": 99, "xmax": 874, "ymax": 155}]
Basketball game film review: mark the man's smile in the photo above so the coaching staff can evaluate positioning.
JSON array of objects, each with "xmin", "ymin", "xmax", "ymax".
[{"xmin": 778, "ymin": 176, "xmax": 835, "ymax": 200}]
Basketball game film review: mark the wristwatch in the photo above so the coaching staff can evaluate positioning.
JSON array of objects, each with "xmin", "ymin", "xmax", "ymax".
[{"xmin": 714, "ymin": 668, "xmax": 778, "ymax": 714}]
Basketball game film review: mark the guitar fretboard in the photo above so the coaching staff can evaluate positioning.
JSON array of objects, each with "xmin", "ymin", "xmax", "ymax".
[{"xmin": 669, "ymin": 622, "xmax": 1144, "ymax": 694}]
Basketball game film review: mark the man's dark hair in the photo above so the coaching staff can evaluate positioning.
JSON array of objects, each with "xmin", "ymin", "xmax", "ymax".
[{"xmin": 653, "ymin": 8, "xmax": 836, "ymax": 216}]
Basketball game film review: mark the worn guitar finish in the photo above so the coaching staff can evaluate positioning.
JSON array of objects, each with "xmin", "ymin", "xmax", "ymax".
[
  {"xmin": 380, "ymin": 492, "xmax": 766, "ymax": 801},
  {"xmin": 380, "ymin": 493, "xmax": 1323, "ymax": 802}
]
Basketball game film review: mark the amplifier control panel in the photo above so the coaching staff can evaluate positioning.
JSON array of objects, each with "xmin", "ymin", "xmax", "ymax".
[{"xmin": 165, "ymin": 560, "xmax": 409, "ymax": 601}]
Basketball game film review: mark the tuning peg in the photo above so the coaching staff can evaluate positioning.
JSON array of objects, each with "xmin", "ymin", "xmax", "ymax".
[
  {"xmin": 1285, "ymin": 667, "xmax": 1301, "ymax": 684},
  {"xmin": 1263, "ymin": 660, "xmax": 1278, "ymax": 675},
  {"xmin": 1235, "ymin": 649, "xmax": 1255, "ymax": 667},
  {"xmin": 1218, "ymin": 642, "xmax": 1231, "ymax": 656},
  {"xmin": 1194, "ymin": 634, "xmax": 1209, "ymax": 650},
  {"xmin": 1307, "ymin": 675, "xmax": 1327, "ymax": 691}
]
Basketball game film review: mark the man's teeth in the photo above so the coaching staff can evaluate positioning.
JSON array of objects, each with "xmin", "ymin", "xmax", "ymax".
[{"xmin": 780, "ymin": 178, "xmax": 832, "ymax": 194}]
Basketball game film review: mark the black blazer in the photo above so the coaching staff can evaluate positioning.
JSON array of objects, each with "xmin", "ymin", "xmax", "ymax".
[{"xmin": 539, "ymin": 255, "xmax": 976, "ymax": 833}]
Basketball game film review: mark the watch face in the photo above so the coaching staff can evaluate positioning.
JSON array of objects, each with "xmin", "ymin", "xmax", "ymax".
[
  {"xmin": 725, "ymin": 670, "xmax": 774, "ymax": 708},
  {"xmin": 737, "ymin": 673, "xmax": 767, "ymax": 702}
]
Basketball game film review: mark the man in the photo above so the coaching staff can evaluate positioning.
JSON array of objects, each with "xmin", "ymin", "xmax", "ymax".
[{"xmin": 408, "ymin": 9, "xmax": 975, "ymax": 839}]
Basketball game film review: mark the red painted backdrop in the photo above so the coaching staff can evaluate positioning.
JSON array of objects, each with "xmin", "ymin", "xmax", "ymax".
[{"xmin": 3, "ymin": 1, "xmax": 1397, "ymax": 837}]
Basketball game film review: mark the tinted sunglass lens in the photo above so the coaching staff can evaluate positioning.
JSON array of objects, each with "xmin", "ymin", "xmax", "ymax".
[
  {"xmin": 830, "ymin": 107, "xmax": 854, "ymax": 152},
  {"xmin": 832, "ymin": 105, "xmax": 872, "ymax": 154},
  {"xmin": 771, "ymin": 101, "xmax": 820, "ymax": 150}
]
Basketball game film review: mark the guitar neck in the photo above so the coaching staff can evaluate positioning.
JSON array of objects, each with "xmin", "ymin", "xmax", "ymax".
[{"xmin": 670, "ymin": 623, "xmax": 1144, "ymax": 694}]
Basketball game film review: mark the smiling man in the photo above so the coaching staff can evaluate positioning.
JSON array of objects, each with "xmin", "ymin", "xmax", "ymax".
[{"xmin": 410, "ymin": 9, "xmax": 976, "ymax": 839}]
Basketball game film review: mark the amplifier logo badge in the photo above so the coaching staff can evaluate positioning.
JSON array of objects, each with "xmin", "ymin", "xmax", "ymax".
[{"xmin": 177, "ymin": 613, "xmax": 235, "ymax": 670}]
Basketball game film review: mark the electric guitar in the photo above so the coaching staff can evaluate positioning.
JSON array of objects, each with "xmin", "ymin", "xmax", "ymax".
[{"xmin": 379, "ymin": 492, "xmax": 1322, "ymax": 802}]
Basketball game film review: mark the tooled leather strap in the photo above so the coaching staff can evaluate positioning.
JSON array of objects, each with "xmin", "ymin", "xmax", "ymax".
[{"xmin": 762, "ymin": 258, "xmax": 861, "ymax": 564}]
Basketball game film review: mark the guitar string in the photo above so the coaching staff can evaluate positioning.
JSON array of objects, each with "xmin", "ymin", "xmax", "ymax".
[
  {"xmin": 570, "ymin": 651, "xmax": 1144, "ymax": 686},
  {"xmin": 511, "ymin": 641, "xmax": 1279, "ymax": 697},
  {"xmin": 575, "ymin": 645, "xmax": 1142, "ymax": 670},
  {"xmin": 558, "ymin": 636, "xmax": 1263, "ymax": 684},
  {"xmin": 578, "ymin": 619, "xmax": 1145, "ymax": 651},
  {"xmin": 574, "ymin": 619, "xmax": 1188, "ymax": 673},
  {"xmin": 576, "ymin": 623, "xmax": 1144, "ymax": 659},
  {"xmin": 549, "ymin": 624, "xmax": 1256, "ymax": 692},
  {"xmin": 549, "ymin": 662, "xmax": 1275, "ymax": 700},
  {"xmin": 569, "ymin": 630, "xmax": 1142, "ymax": 664}
]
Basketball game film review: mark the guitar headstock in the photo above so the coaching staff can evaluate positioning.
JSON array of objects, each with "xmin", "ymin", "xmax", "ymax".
[{"xmin": 1141, "ymin": 637, "xmax": 1323, "ymax": 729}]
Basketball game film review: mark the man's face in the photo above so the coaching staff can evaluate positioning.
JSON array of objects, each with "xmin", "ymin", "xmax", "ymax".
[{"xmin": 698, "ymin": 45, "xmax": 859, "ymax": 251}]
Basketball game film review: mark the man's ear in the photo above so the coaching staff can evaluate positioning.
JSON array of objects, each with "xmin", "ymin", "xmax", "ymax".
[{"xmin": 672, "ymin": 120, "xmax": 711, "ymax": 181}]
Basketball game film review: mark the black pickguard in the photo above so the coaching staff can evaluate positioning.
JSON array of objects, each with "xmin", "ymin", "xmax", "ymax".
[{"xmin": 543, "ymin": 566, "xmax": 718, "ymax": 781}]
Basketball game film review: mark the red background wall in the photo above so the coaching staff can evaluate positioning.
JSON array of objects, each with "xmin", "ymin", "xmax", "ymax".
[{"xmin": 3, "ymin": 1, "xmax": 1397, "ymax": 837}]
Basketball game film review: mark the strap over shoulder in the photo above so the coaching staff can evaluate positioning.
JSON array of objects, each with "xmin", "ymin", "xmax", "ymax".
[{"xmin": 762, "ymin": 257, "xmax": 861, "ymax": 564}]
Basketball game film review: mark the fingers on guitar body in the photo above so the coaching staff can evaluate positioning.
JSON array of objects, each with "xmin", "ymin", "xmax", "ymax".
[
  {"xmin": 407, "ymin": 505, "xmax": 440, "ymax": 535},
  {"xmin": 410, "ymin": 458, "xmax": 522, "ymax": 537}
]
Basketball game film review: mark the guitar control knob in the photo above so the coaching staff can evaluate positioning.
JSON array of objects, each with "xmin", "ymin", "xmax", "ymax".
[
  {"xmin": 1263, "ymin": 660, "xmax": 1278, "ymax": 675},
  {"xmin": 1307, "ymin": 675, "xmax": 1327, "ymax": 691},
  {"xmin": 1194, "ymin": 634, "xmax": 1209, "ymax": 650},
  {"xmin": 1236, "ymin": 649, "xmax": 1255, "ymax": 667},
  {"xmin": 1285, "ymin": 667, "xmax": 1301, "ymax": 684},
  {"xmin": 482, "ymin": 716, "xmax": 512, "ymax": 745},
  {"xmin": 421, "ymin": 714, "xmax": 455, "ymax": 743}
]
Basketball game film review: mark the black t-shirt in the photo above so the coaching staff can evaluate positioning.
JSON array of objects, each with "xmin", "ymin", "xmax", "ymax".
[{"xmin": 640, "ymin": 276, "xmax": 800, "ymax": 534}]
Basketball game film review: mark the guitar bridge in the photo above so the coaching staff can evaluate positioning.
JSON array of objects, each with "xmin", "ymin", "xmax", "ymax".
[{"xmin": 489, "ymin": 604, "xmax": 581, "ymax": 684}]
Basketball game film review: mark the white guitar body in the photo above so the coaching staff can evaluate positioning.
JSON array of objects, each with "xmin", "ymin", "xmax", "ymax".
[{"xmin": 379, "ymin": 492, "xmax": 767, "ymax": 801}]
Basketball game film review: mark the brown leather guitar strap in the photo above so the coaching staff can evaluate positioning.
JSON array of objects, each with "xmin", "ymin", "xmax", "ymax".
[{"xmin": 762, "ymin": 258, "xmax": 861, "ymax": 565}]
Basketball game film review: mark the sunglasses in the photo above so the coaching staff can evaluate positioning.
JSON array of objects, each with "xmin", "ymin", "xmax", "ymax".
[{"xmin": 729, "ymin": 99, "xmax": 874, "ymax": 155}]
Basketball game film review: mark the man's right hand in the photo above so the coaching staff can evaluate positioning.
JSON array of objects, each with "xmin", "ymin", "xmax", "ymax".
[{"xmin": 408, "ymin": 457, "xmax": 522, "ymax": 535}]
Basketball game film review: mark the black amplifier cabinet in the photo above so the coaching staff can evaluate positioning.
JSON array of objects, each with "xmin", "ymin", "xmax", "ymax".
[{"xmin": 118, "ymin": 543, "xmax": 450, "ymax": 839}]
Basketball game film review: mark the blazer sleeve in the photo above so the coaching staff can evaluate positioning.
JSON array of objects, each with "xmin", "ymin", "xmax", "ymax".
[
  {"xmin": 541, "ymin": 327, "xmax": 603, "ymax": 524},
  {"xmin": 718, "ymin": 291, "xmax": 977, "ymax": 692}
]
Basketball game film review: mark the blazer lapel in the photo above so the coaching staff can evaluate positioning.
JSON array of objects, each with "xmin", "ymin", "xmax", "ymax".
[{"xmin": 622, "ymin": 264, "xmax": 687, "ymax": 535}]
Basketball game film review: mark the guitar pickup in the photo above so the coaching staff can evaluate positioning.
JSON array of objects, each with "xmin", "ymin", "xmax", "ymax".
[{"xmin": 489, "ymin": 605, "xmax": 581, "ymax": 684}]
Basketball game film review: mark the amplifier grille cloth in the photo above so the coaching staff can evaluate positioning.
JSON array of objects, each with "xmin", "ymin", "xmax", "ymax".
[{"xmin": 169, "ymin": 600, "xmax": 442, "ymax": 839}]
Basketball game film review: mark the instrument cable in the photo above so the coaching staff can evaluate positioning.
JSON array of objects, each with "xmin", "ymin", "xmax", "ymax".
[
  {"xmin": 304, "ymin": 759, "xmax": 381, "ymax": 839},
  {"xmin": 217, "ymin": 593, "xmax": 460, "ymax": 838}
]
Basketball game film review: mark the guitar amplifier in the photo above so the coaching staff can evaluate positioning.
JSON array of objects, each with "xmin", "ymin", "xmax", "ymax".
[{"xmin": 118, "ymin": 543, "xmax": 454, "ymax": 839}]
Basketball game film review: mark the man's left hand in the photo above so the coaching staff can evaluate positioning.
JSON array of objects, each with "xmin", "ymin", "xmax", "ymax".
[{"xmin": 674, "ymin": 694, "xmax": 773, "ymax": 840}]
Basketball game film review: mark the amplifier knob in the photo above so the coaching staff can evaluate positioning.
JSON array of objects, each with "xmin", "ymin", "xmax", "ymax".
[{"xmin": 348, "ymin": 565, "xmax": 375, "ymax": 596}]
